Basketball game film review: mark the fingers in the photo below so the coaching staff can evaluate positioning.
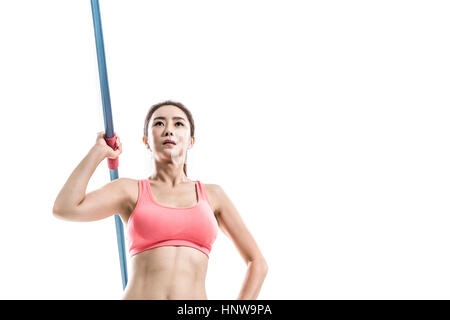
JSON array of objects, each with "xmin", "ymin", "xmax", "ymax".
[
  {"xmin": 97, "ymin": 131, "xmax": 121, "ymax": 145},
  {"xmin": 114, "ymin": 137, "xmax": 122, "ymax": 154},
  {"xmin": 111, "ymin": 143, "xmax": 122, "ymax": 159},
  {"xmin": 96, "ymin": 131, "xmax": 122, "ymax": 156}
]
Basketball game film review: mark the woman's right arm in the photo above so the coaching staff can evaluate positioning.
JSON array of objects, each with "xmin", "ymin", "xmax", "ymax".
[{"xmin": 52, "ymin": 132, "xmax": 125, "ymax": 222}]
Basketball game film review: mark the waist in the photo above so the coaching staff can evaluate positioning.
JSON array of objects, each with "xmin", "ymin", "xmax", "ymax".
[
  {"xmin": 127, "ymin": 246, "xmax": 208, "ymax": 287},
  {"xmin": 124, "ymin": 267, "xmax": 207, "ymax": 300}
]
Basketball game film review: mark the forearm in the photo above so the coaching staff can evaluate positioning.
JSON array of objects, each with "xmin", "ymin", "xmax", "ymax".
[
  {"xmin": 237, "ymin": 259, "xmax": 268, "ymax": 300},
  {"xmin": 53, "ymin": 146, "xmax": 106, "ymax": 212}
]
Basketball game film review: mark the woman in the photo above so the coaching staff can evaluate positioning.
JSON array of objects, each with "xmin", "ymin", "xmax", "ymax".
[{"xmin": 53, "ymin": 100, "xmax": 268, "ymax": 300}]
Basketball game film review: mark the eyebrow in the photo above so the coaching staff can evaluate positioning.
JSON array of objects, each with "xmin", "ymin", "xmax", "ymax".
[{"xmin": 153, "ymin": 116, "xmax": 186, "ymax": 121}]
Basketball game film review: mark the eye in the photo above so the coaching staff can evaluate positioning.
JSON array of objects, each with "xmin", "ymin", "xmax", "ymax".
[{"xmin": 154, "ymin": 121, "xmax": 184, "ymax": 126}]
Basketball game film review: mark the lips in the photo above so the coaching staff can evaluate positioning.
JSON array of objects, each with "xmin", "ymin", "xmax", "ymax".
[{"xmin": 163, "ymin": 140, "xmax": 176, "ymax": 145}]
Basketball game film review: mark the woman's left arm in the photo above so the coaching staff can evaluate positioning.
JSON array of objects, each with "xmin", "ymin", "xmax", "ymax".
[{"xmin": 210, "ymin": 184, "xmax": 269, "ymax": 300}]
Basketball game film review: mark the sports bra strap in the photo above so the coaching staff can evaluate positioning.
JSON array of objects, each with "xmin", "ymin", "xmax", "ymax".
[
  {"xmin": 197, "ymin": 180, "xmax": 214, "ymax": 209},
  {"xmin": 143, "ymin": 179, "xmax": 206, "ymax": 203},
  {"xmin": 196, "ymin": 180, "xmax": 205, "ymax": 201}
]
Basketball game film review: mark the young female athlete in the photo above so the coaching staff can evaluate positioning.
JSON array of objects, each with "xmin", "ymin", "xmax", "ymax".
[{"xmin": 53, "ymin": 100, "xmax": 268, "ymax": 300}]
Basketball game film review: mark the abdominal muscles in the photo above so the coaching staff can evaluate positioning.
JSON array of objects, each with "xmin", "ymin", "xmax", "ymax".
[{"xmin": 122, "ymin": 246, "xmax": 209, "ymax": 300}]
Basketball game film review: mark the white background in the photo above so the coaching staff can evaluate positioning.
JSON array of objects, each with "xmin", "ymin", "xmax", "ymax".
[{"xmin": 0, "ymin": 0, "xmax": 449, "ymax": 299}]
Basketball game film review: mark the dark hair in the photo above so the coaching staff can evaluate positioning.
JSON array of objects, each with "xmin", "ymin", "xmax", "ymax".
[{"xmin": 144, "ymin": 100, "xmax": 195, "ymax": 177}]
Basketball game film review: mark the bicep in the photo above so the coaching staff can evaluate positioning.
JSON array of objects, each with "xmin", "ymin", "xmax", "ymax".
[{"xmin": 63, "ymin": 178, "xmax": 128, "ymax": 222}]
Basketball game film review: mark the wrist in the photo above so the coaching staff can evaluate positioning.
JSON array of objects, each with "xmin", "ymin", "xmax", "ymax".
[{"xmin": 90, "ymin": 144, "xmax": 107, "ymax": 160}]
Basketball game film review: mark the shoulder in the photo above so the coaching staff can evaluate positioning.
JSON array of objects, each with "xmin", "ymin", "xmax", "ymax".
[
  {"xmin": 203, "ymin": 183, "xmax": 222, "ymax": 193},
  {"xmin": 111, "ymin": 178, "xmax": 141, "ymax": 219},
  {"xmin": 202, "ymin": 183, "xmax": 223, "ymax": 197},
  {"xmin": 115, "ymin": 177, "xmax": 140, "ymax": 202},
  {"xmin": 202, "ymin": 183, "xmax": 225, "ymax": 215},
  {"xmin": 115, "ymin": 177, "xmax": 139, "ymax": 190},
  {"xmin": 118, "ymin": 177, "xmax": 140, "ymax": 184}
]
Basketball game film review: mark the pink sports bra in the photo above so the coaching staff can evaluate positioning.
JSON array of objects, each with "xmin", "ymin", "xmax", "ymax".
[{"xmin": 127, "ymin": 179, "xmax": 219, "ymax": 258}]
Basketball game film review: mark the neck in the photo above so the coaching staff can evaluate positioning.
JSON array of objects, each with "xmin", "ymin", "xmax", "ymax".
[{"xmin": 150, "ymin": 160, "xmax": 188, "ymax": 187}]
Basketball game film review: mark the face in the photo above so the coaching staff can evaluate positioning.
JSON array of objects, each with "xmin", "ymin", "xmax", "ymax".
[{"xmin": 143, "ymin": 105, "xmax": 195, "ymax": 163}]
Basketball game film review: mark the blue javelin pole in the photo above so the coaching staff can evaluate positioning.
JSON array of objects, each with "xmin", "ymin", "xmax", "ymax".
[{"xmin": 90, "ymin": 0, "xmax": 128, "ymax": 289}]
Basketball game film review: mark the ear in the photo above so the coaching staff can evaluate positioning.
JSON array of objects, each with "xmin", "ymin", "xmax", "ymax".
[
  {"xmin": 189, "ymin": 136, "xmax": 195, "ymax": 149},
  {"xmin": 143, "ymin": 136, "xmax": 150, "ymax": 150}
]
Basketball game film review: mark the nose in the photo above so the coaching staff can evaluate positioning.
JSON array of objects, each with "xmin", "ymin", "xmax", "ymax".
[{"xmin": 163, "ymin": 123, "xmax": 176, "ymax": 136}]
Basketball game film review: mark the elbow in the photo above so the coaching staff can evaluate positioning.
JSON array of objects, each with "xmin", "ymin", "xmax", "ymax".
[
  {"xmin": 250, "ymin": 257, "xmax": 268, "ymax": 274},
  {"xmin": 52, "ymin": 203, "xmax": 63, "ymax": 219},
  {"xmin": 258, "ymin": 261, "xmax": 269, "ymax": 277},
  {"xmin": 52, "ymin": 203, "xmax": 71, "ymax": 220},
  {"xmin": 262, "ymin": 261, "xmax": 269, "ymax": 275},
  {"xmin": 53, "ymin": 203, "xmax": 86, "ymax": 222}
]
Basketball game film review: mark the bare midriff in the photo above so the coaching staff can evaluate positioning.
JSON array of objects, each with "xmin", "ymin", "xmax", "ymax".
[{"xmin": 122, "ymin": 245, "xmax": 209, "ymax": 300}]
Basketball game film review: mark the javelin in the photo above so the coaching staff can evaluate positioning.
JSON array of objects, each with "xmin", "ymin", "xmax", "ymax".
[{"xmin": 90, "ymin": 0, "xmax": 128, "ymax": 289}]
